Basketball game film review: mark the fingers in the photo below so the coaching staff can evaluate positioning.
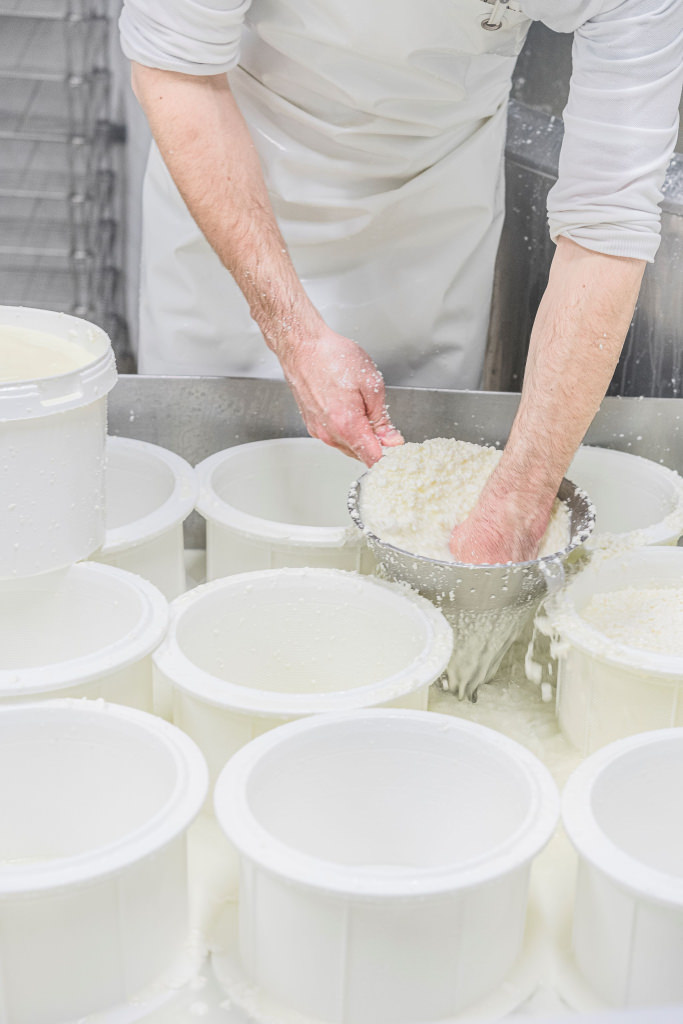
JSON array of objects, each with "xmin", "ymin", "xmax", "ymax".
[
  {"xmin": 318, "ymin": 399, "xmax": 384, "ymax": 466},
  {"xmin": 292, "ymin": 387, "xmax": 374, "ymax": 463},
  {"xmin": 283, "ymin": 333, "xmax": 401, "ymax": 467},
  {"xmin": 316, "ymin": 399, "xmax": 399, "ymax": 467},
  {"xmin": 360, "ymin": 366, "xmax": 404, "ymax": 449},
  {"xmin": 351, "ymin": 423, "xmax": 384, "ymax": 466},
  {"xmin": 374, "ymin": 419, "xmax": 404, "ymax": 448}
]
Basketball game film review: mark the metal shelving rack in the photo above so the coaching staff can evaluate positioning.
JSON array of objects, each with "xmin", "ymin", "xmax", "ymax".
[{"xmin": 0, "ymin": 0, "xmax": 132, "ymax": 367}]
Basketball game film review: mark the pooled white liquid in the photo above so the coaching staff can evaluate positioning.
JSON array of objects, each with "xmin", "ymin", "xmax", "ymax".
[
  {"xmin": 0, "ymin": 326, "xmax": 92, "ymax": 382},
  {"xmin": 361, "ymin": 438, "xmax": 571, "ymax": 561},
  {"xmin": 581, "ymin": 585, "xmax": 683, "ymax": 656}
]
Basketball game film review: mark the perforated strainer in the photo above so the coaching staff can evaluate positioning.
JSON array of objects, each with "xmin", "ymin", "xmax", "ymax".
[{"xmin": 348, "ymin": 476, "xmax": 595, "ymax": 699}]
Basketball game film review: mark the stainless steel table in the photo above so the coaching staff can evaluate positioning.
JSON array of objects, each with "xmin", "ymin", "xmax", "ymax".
[{"xmin": 109, "ymin": 375, "xmax": 683, "ymax": 471}]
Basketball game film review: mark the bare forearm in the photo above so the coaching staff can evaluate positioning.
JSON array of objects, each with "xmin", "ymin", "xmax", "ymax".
[
  {"xmin": 130, "ymin": 63, "xmax": 402, "ymax": 464},
  {"xmin": 131, "ymin": 63, "xmax": 322, "ymax": 350},
  {"xmin": 494, "ymin": 238, "xmax": 645, "ymax": 527},
  {"xmin": 451, "ymin": 236, "xmax": 645, "ymax": 562}
]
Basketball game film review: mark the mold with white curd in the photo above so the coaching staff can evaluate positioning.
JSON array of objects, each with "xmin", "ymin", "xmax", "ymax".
[{"xmin": 580, "ymin": 585, "xmax": 683, "ymax": 656}]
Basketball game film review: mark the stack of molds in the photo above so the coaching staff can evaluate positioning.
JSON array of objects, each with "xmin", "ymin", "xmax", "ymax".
[{"xmin": 0, "ymin": 307, "xmax": 208, "ymax": 1024}]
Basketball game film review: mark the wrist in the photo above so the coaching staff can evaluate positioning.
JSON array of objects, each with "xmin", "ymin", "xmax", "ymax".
[
  {"xmin": 251, "ymin": 293, "xmax": 324, "ymax": 360},
  {"xmin": 478, "ymin": 465, "xmax": 558, "ymax": 547},
  {"xmin": 260, "ymin": 305, "xmax": 327, "ymax": 358}
]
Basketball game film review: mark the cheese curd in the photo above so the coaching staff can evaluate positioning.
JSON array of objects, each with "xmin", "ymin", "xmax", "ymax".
[{"xmin": 360, "ymin": 438, "xmax": 570, "ymax": 562}]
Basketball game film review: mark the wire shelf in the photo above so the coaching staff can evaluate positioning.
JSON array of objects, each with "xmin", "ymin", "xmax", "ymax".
[
  {"xmin": 0, "ymin": 251, "xmax": 117, "ymax": 303},
  {"xmin": 0, "ymin": 2, "xmax": 131, "ymax": 366},
  {"xmin": 0, "ymin": 210, "xmax": 116, "ymax": 257},
  {"xmin": 0, "ymin": 1, "xmax": 108, "ymax": 20},
  {"xmin": 0, "ymin": 129, "xmax": 116, "ymax": 188},
  {"xmin": 0, "ymin": 167, "xmax": 113, "ymax": 202},
  {"xmin": 0, "ymin": 68, "xmax": 109, "ymax": 138},
  {"xmin": 0, "ymin": 14, "xmax": 108, "ymax": 82}
]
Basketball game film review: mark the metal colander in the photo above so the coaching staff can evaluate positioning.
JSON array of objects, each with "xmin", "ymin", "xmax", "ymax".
[{"xmin": 348, "ymin": 476, "xmax": 595, "ymax": 700}]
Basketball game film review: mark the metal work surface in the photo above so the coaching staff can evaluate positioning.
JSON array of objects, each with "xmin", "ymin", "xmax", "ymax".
[
  {"xmin": 109, "ymin": 374, "xmax": 683, "ymax": 472},
  {"xmin": 110, "ymin": 375, "xmax": 683, "ymax": 549}
]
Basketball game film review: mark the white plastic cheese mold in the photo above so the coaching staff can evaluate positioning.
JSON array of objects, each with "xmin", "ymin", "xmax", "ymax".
[
  {"xmin": 214, "ymin": 708, "xmax": 559, "ymax": 1024},
  {"xmin": 95, "ymin": 436, "xmax": 197, "ymax": 599},
  {"xmin": 0, "ymin": 562, "xmax": 168, "ymax": 710},
  {"xmin": 0, "ymin": 700, "xmax": 208, "ymax": 1024},
  {"xmin": 563, "ymin": 728, "xmax": 683, "ymax": 1007},
  {"xmin": 195, "ymin": 437, "xmax": 372, "ymax": 577},
  {"xmin": 154, "ymin": 567, "xmax": 453, "ymax": 779}
]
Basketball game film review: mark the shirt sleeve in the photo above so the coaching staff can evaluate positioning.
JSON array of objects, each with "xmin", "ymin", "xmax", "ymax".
[
  {"xmin": 119, "ymin": 0, "xmax": 251, "ymax": 76},
  {"xmin": 545, "ymin": 0, "xmax": 683, "ymax": 262}
]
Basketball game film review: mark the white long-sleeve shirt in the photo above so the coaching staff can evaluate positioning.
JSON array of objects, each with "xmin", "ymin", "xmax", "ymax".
[
  {"xmin": 526, "ymin": 0, "xmax": 683, "ymax": 261},
  {"xmin": 120, "ymin": 0, "xmax": 682, "ymax": 264}
]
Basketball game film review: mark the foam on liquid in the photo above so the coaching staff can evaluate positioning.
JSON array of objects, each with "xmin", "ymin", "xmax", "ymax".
[{"xmin": 0, "ymin": 326, "xmax": 92, "ymax": 382}]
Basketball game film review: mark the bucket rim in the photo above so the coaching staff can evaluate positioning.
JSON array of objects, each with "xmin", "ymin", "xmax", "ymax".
[
  {"xmin": 154, "ymin": 567, "xmax": 453, "ymax": 717},
  {"xmin": 195, "ymin": 438, "xmax": 364, "ymax": 548},
  {"xmin": 0, "ymin": 699, "xmax": 207, "ymax": 894},
  {"xmin": 100, "ymin": 436, "xmax": 198, "ymax": 553},
  {"xmin": 214, "ymin": 708, "xmax": 560, "ymax": 898},
  {"xmin": 562, "ymin": 728, "xmax": 683, "ymax": 907},
  {"xmin": 0, "ymin": 563, "xmax": 168, "ymax": 696},
  {"xmin": 571, "ymin": 445, "xmax": 683, "ymax": 549},
  {"xmin": 545, "ymin": 547, "xmax": 683, "ymax": 677},
  {"xmin": 0, "ymin": 306, "xmax": 117, "ymax": 421},
  {"xmin": 347, "ymin": 474, "xmax": 595, "ymax": 574}
]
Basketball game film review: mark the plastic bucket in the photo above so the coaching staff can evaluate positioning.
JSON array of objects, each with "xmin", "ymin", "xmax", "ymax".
[
  {"xmin": 0, "ymin": 306, "xmax": 118, "ymax": 578},
  {"xmin": 546, "ymin": 548, "xmax": 683, "ymax": 755},
  {"xmin": 567, "ymin": 446, "xmax": 683, "ymax": 547},
  {"xmin": 0, "ymin": 700, "xmax": 208, "ymax": 1024},
  {"xmin": 94, "ymin": 436, "xmax": 198, "ymax": 600},
  {"xmin": 214, "ymin": 709, "xmax": 559, "ymax": 1023},
  {"xmin": 0, "ymin": 562, "xmax": 168, "ymax": 711},
  {"xmin": 154, "ymin": 568, "xmax": 453, "ymax": 780},
  {"xmin": 562, "ymin": 729, "xmax": 683, "ymax": 1007},
  {"xmin": 195, "ymin": 438, "xmax": 372, "ymax": 578}
]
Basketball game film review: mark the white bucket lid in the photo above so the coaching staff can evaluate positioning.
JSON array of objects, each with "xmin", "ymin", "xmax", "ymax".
[
  {"xmin": 0, "ymin": 563, "xmax": 169, "ymax": 698},
  {"xmin": 0, "ymin": 306, "xmax": 117, "ymax": 421},
  {"xmin": 215, "ymin": 709, "xmax": 559, "ymax": 898},
  {"xmin": 101, "ymin": 437, "xmax": 198, "ymax": 554},
  {"xmin": 568, "ymin": 446, "xmax": 683, "ymax": 547},
  {"xmin": 0, "ymin": 699, "xmax": 208, "ymax": 894},
  {"xmin": 562, "ymin": 728, "xmax": 683, "ymax": 907},
  {"xmin": 154, "ymin": 568, "xmax": 453, "ymax": 717},
  {"xmin": 195, "ymin": 438, "xmax": 363, "ymax": 547},
  {"xmin": 545, "ymin": 547, "xmax": 683, "ymax": 677}
]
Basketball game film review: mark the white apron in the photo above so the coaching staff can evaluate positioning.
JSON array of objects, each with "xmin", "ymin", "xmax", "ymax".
[{"xmin": 138, "ymin": 0, "xmax": 531, "ymax": 387}]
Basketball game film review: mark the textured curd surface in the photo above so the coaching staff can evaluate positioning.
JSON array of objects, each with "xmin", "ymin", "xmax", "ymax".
[
  {"xmin": 581, "ymin": 585, "xmax": 683, "ymax": 656},
  {"xmin": 0, "ymin": 325, "xmax": 91, "ymax": 381},
  {"xmin": 360, "ymin": 439, "xmax": 571, "ymax": 562}
]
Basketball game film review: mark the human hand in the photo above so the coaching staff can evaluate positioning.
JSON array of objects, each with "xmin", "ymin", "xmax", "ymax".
[
  {"xmin": 448, "ymin": 490, "xmax": 551, "ymax": 565},
  {"xmin": 276, "ymin": 326, "xmax": 404, "ymax": 466}
]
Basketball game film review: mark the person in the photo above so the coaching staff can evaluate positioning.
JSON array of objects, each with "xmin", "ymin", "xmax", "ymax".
[{"xmin": 119, "ymin": 0, "xmax": 683, "ymax": 563}]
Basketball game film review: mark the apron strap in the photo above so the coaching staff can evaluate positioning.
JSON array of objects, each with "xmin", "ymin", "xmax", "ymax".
[{"xmin": 481, "ymin": 0, "xmax": 522, "ymax": 31}]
